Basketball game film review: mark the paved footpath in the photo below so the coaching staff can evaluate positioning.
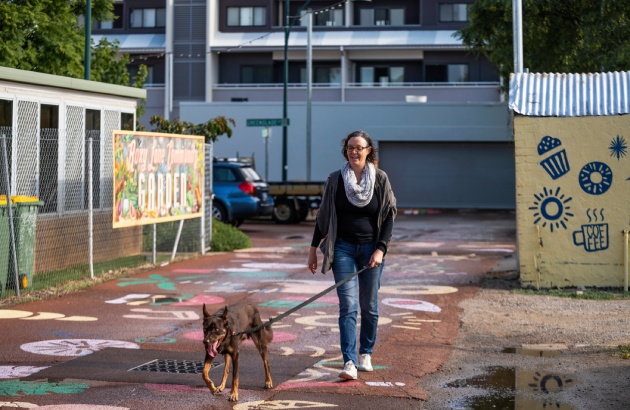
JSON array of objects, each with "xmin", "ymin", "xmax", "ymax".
[{"xmin": 0, "ymin": 211, "xmax": 515, "ymax": 410}]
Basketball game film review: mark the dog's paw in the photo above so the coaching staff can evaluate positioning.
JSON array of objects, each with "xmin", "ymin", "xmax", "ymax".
[
  {"xmin": 265, "ymin": 381, "xmax": 273, "ymax": 389},
  {"xmin": 215, "ymin": 385, "xmax": 225, "ymax": 393},
  {"xmin": 228, "ymin": 392, "xmax": 238, "ymax": 402},
  {"xmin": 210, "ymin": 388, "xmax": 221, "ymax": 396}
]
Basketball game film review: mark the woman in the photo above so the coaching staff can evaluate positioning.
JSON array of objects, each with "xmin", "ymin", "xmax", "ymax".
[{"xmin": 307, "ymin": 130, "xmax": 396, "ymax": 380}]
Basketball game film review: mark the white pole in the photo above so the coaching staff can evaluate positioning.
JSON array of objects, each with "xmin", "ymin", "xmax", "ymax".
[
  {"xmin": 172, "ymin": 219, "xmax": 184, "ymax": 261},
  {"xmin": 88, "ymin": 135, "xmax": 94, "ymax": 279},
  {"xmin": 306, "ymin": 9, "xmax": 313, "ymax": 181},
  {"xmin": 512, "ymin": 0, "xmax": 524, "ymax": 73},
  {"xmin": 1, "ymin": 134, "xmax": 20, "ymax": 297}
]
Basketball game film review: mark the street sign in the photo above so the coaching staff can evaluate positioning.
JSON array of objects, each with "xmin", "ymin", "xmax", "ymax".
[{"xmin": 246, "ymin": 118, "xmax": 289, "ymax": 127}]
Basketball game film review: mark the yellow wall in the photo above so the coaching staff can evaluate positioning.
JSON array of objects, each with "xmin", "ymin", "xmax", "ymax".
[{"xmin": 515, "ymin": 115, "xmax": 630, "ymax": 288}]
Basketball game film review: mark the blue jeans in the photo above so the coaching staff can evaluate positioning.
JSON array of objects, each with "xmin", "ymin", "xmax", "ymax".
[{"xmin": 332, "ymin": 238, "xmax": 384, "ymax": 365}]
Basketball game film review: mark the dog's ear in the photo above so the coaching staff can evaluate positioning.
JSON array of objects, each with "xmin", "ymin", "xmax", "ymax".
[
  {"xmin": 203, "ymin": 303, "xmax": 210, "ymax": 318},
  {"xmin": 222, "ymin": 305, "xmax": 229, "ymax": 320}
]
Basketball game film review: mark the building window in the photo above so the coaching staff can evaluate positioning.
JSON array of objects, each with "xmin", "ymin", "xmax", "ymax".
[
  {"xmin": 129, "ymin": 65, "xmax": 155, "ymax": 85},
  {"xmin": 426, "ymin": 64, "xmax": 469, "ymax": 82},
  {"xmin": 439, "ymin": 4, "xmax": 470, "ymax": 22},
  {"xmin": 96, "ymin": 3, "xmax": 123, "ymax": 29},
  {"xmin": 130, "ymin": 8, "xmax": 166, "ymax": 28},
  {"xmin": 300, "ymin": 67, "xmax": 341, "ymax": 85},
  {"xmin": 300, "ymin": 9, "xmax": 343, "ymax": 27},
  {"xmin": 359, "ymin": 8, "xmax": 404, "ymax": 26},
  {"xmin": 241, "ymin": 66, "xmax": 273, "ymax": 84},
  {"xmin": 227, "ymin": 7, "xmax": 266, "ymax": 27},
  {"xmin": 359, "ymin": 66, "xmax": 404, "ymax": 85}
]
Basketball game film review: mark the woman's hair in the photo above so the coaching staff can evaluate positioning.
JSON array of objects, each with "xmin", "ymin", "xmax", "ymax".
[{"xmin": 341, "ymin": 130, "xmax": 378, "ymax": 163}]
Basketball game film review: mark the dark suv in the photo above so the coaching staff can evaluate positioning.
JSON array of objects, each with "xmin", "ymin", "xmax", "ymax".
[{"xmin": 212, "ymin": 159, "xmax": 274, "ymax": 226}]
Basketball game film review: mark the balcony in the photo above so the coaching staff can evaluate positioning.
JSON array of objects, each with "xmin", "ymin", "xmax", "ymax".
[{"xmin": 211, "ymin": 82, "xmax": 501, "ymax": 103}]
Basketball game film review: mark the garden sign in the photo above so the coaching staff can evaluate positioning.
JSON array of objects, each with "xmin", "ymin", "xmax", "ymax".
[{"xmin": 112, "ymin": 130, "xmax": 204, "ymax": 228}]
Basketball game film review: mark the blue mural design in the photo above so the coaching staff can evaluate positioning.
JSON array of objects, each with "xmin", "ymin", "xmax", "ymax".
[
  {"xmin": 572, "ymin": 209, "xmax": 609, "ymax": 252},
  {"xmin": 579, "ymin": 162, "xmax": 613, "ymax": 195},
  {"xmin": 529, "ymin": 187, "xmax": 574, "ymax": 232},
  {"xmin": 609, "ymin": 135, "xmax": 627, "ymax": 160},
  {"xmin": 538, "ymin": 136, "xmax": 570, "ymax": 180}
]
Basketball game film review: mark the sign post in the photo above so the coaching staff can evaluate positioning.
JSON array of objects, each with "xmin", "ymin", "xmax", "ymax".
[
  {"xmin": 262, "ymin": 127, "xmax": 271, "ymax": 180},
  {"xmin": 246, "ymin": 118, "xmax": 290, "ymax": 127},
  {"xmin": 248, "ymin": 119, "xmax": 288, "ymax": 180}
]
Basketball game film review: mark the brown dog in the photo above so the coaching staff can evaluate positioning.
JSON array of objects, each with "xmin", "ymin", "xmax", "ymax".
[{"xmin": 201, "ymin": 302, "xmax": 273, "ymax": 401}]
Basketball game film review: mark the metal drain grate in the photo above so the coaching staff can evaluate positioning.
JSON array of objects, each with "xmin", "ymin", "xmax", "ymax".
[{"xmin": 129, "ymin": 359, "xmax": 221, "ymax": 374}]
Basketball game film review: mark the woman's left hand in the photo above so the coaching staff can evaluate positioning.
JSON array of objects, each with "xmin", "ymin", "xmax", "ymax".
[{"xmin": 368, "ymin": 249, "xmax": 384, "ymax": 268}]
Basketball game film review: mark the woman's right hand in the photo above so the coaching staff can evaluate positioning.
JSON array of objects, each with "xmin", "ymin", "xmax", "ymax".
[{"xmin": 308, "ymin": 246, "xmax": 318, "ymax": 274}]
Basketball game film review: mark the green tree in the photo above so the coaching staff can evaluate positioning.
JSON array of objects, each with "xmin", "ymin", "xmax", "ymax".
[
  {"xmin": 0, "ymin": 0, "xmax": 147, "ymax": 86},
  {"xmin": 457, "ymin": 0, "xmax": 630, "ymax": 89},
  {"xmin": 149, "ymin": 115, "xmax": 236, "ymax": 144},
  {"xmin": 0, "ymin": 0, "xmax": 111, "ymax": 77},
  {"xmin": 0, "ymin": 1, "xmax": 147, "ymax": 121}
]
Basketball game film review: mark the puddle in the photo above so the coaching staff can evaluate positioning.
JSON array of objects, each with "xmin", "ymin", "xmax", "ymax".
[
  {"xmin": 502, "ymin": 347, "xmax": 562, "ymax": 357},
  {"xmin": 446, "ymin": 366, "xmax": 575, "ymax": 409}
]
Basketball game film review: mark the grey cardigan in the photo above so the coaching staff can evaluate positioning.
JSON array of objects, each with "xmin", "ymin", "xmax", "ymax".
[{"xmin": 315, "ymin": 168, "xmax": 397, "ymax": 273}]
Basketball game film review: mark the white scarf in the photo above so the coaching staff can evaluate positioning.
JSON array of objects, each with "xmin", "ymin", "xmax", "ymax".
[{"xmin": 341, "ymin": 161, "xmax": 376, "ymax": 207}]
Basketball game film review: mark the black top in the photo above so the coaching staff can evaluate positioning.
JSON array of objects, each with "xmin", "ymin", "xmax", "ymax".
[{"xmin": 311, "ymin": 174, "xmax": 393, "ymax": 253}]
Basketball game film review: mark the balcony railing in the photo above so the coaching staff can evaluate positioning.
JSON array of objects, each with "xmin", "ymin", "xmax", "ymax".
[{"xmin": 214, "ymin": 82, "xmax": 500, "ymax": 88}]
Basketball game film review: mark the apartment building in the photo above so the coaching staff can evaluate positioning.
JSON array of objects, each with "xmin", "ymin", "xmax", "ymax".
[{"xmin": 94, "ymin": 0, "xmax": 515, "ymax": 209}]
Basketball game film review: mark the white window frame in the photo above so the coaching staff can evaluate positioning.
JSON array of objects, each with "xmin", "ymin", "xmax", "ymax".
[
  {"xmin": 227, "ymin": 7, "xmax": 266, "ymax": 27},
  {"xmin": 439, "ymin": 3, "xmax": 470, "ymax": 22}
]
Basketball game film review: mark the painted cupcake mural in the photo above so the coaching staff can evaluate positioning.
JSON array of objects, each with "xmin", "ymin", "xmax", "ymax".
[{"xmin": 538, "ymin": 135, "xmax": 570, "ymax": 180}]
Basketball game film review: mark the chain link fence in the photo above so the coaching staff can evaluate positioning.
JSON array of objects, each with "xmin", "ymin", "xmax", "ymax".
[{"xmin": 0, "ymin": 102, "xmax": 210, "ymax": 300}]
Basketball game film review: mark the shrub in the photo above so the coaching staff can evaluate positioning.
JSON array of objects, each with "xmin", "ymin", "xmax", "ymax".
[{"xmin": 211, "ymin": 219, "xmax": 251, "ymax": 251}]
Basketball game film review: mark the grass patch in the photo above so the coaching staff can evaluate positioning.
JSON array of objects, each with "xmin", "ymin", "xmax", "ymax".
[
  {"xmin": 613, "ymin": 344, "xmax": 630, "ymax": 360},
  {"xmin": 513, "ymin": 288, "xmax": 630, "ymax": 300},
  {"xmin": 30, "ymin": 255, "xmax": 152, "ymax": 291},
  {"xmin": 2, "ymin": 218, "xmax": 250, "ymax": 306},
  {"xmin": 0, "ymin": 254, "xmax": 174, "ymax": 306}
]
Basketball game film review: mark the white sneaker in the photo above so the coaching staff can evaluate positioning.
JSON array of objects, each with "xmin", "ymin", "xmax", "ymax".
[
  {"xmin": 339, "ymin": 360, "xmax": 357, "ymax": 380},
  {"xmin": 358, "ymin": 354, "xmax": 373, "ymax": 372}
]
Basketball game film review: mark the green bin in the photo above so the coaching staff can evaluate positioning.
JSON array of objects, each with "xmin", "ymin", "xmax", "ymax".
[
  {"xmin": 0, "ymin": 202, "xmax": 9, "ymax": 296},
  {"xmin": 7, "ymin": 197, "xmax": 43, "ymax": 290}
]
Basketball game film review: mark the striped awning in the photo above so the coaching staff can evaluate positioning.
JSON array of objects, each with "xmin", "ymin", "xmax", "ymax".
[{"xmin": 509, "ymin": 71, "xmax": 630, "ymax": 117}]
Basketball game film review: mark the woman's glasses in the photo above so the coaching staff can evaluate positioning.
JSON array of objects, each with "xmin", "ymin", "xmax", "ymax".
[{"xmin": 345, "ymin": 145, "xmax": 370, "ymax": 153}]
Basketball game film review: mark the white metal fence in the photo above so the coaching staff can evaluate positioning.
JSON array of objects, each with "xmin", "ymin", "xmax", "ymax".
[{"xmin": 0, "ymin": 105, "xmax": 211, "ymax": 299}]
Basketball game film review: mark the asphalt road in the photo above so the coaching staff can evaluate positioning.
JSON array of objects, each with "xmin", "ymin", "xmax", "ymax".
[{"xmin": 0, "ymin": 210, "xmax": 516, "ymax": 410}]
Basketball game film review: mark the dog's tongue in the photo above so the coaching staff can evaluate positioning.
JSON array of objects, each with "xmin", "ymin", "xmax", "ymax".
[{"xmin": 207, "ymin": 341, "xmax": 219, "ymax": 358}]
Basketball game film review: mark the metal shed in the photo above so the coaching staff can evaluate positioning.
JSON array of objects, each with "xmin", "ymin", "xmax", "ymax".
[
  {"xmin": 0, "ymin": 67, "xmax": 145, "ymax": 276},
  {"xmin": 510, "ymin": 71, "xmax": 630, "ymax": 288}
]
